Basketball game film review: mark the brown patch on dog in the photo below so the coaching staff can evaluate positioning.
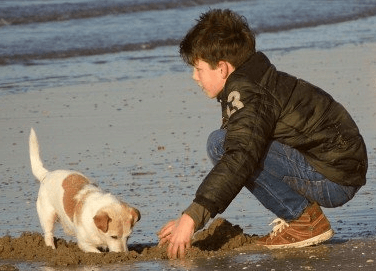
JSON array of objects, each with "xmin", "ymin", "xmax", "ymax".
[
  {"xmin": 62, "ymin": 174, "xmax": 90, "ymax": 221},
  {"xmin": 130, "ymin": 207, "xmax": 141, "ymax": 226},
  {"xmin": 94, "ymin": 211, "xmax": 112, "ymax": 233}
]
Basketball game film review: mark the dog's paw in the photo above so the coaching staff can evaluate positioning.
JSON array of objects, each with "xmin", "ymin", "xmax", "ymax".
[{"xmin": 44, "ymin": 236, "xmax": 56, "ymax": 249}]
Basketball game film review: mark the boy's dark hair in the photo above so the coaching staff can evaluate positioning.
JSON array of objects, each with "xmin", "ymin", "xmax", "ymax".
[{"xmin": 180, "ymin": 9, "xmax": 256, "ymax": 69}]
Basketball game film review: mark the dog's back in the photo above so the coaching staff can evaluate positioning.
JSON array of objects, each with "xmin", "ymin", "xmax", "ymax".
[{"xmin": 29, "ymin": 128, "xmax": 49, "ymax": 181}]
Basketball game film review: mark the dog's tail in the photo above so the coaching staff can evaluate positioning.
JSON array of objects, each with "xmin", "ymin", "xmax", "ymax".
[{"xmin": 29, "ymin": 128, "xmax": 49, "ymax": 181}]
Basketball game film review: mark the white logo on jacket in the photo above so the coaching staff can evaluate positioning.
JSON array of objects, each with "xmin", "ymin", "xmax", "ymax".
[{"xmin": 226, "ymin": 91, "xmax": 244, "ymax": 117}]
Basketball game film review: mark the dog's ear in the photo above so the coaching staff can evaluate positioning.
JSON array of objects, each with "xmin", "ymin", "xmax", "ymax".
[
  {"xmin": 130, "ymin": 207, "xmax": 141, "ymax": 227},
  {"xmin": 94, "ymin": 211, "xmax": 112, "ymax": 233}
]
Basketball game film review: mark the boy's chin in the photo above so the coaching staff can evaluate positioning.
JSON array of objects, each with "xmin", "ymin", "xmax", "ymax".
[
  {"xmin": 202, "ymin": 89, "xmax": 217, "ymax": 99},
  {"xmin": 204, "ymin": 93, "xmax": 215, "ymax": 99},
  {"xmin": 206, "ymin": 92, "xmax": 220, "ymax": 99}
]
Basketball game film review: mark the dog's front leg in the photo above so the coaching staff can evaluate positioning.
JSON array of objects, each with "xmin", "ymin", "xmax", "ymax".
[{"xmin": 44, "ymin": 232, "xmax": 56, "ymax": 249}]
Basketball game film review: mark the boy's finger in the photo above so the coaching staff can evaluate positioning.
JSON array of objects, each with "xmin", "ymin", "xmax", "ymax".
[
  {"xmin": 178, "ymin": 244, "xmax": 186, "ymax": 259},
  {"xmin": 167, "ymin": 242, "xmax": 177, "ymax": 259},
  {"xmin": 157, "ymin": 236, "xmax": 170, "ymax": 247},
  {"xmin": 157, "ymin": 220, "xmax": 175, "ymax": 235},
  {"xmin": 158, "ymin": 229, "xmax": 173, "ymax": 240},
  {"xmin": 157, "ymin": 229, "xmax": 169, "ymax": 239},
  {"xmin": 157, "ymin": 230, "xmax": 171, "ymax": 239},
  {"xmin": 157, "ymin": 222, "xmax": 174, "ymax": 237},
  {"xmin": 186, "ymin": 241, "xmax": 191, "ymax": 250}
]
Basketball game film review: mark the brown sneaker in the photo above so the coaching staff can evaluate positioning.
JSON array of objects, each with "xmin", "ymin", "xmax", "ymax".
[{"xmin": 256, "ymin": 202, "xmax": 334, "ymax": 249}]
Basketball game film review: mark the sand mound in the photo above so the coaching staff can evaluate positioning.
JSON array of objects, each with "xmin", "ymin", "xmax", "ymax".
[{"xmin": 0, "ymin": 218, "xmax": 258, "ymax": 266}]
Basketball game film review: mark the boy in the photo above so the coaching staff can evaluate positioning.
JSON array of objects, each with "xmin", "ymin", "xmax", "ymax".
[{"xmin": 158, "ymin": 9, "xmax": 367, "ymax": 259}]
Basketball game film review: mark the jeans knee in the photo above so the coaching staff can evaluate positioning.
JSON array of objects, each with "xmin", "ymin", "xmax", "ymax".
[
  {"xmin": 324, "ymin": 184, "xmax": 360, "ymax": 208},
  {"xmin": 206, "ymin": 129, "xmax": 226, "ymax": 165}
]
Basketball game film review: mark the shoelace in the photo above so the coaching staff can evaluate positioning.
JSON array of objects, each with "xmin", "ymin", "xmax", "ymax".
[{"xmin": 269, "ymin": 218, "xmax": 290, "ymax": 238}]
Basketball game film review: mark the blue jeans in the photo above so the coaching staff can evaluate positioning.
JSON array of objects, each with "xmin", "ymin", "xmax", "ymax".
[{"xmin": 207, "ymin": 129, "xmax": 360, "ymax": 221}]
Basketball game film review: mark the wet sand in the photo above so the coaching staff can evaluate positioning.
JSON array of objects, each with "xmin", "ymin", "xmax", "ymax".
[
  {"xmin": 0, "ymin": 218, "xmax": 375, "ymax": 270},
  {"xmin": 0, "ymin": 41, "xmax": 375, "ymax": 270}
]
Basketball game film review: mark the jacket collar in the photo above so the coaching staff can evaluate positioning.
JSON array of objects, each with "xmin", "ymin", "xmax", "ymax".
[{"xmin": 217, "ymin": 51, "xmax": 272, "ymax": 103}]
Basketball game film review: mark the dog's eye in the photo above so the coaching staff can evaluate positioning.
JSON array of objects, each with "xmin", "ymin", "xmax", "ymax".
[{"xmin": 111, "ymin": 236, "xmax": 119, "ymax": 240}]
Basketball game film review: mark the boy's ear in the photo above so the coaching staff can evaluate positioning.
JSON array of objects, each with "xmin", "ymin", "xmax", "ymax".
[{"xmin": 218, "ymin": 61, "xmax": 234, "ymax": 79}]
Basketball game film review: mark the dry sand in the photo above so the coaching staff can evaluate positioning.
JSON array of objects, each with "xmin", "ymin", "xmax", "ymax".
[{"xmin": 0, "ymin": 42, "xmax": 375, "ymax": 270}]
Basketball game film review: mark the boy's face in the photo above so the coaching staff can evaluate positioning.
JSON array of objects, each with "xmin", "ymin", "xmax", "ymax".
[{"xmin": 192, "ymin": 59, "xmax": 227, "ymax": 99}]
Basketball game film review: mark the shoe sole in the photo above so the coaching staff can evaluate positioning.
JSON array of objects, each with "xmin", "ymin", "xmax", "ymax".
[{"xmin": 263, "ymin": 229, "xmax": 335, "ymax": 249}]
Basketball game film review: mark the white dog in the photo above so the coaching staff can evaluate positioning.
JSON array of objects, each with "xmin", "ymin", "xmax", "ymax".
[{"xmin": 29, "ymin": 128, "xmax": 140, "ymax": 253}]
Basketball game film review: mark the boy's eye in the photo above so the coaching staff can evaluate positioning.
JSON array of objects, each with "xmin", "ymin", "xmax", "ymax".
[{"xmin": 111, "ymin": 236, "xmax": 119, "ymax": 240}]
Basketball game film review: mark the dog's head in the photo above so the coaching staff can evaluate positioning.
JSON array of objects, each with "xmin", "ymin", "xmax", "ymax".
[{"xmin": 93, "ymin": 203, "xmax": 140, "ymax": 252}]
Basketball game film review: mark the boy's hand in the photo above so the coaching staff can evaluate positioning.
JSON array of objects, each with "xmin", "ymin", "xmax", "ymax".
[{"xmin": 157, "ymin": 214, "xmax": 195, "ymax": 259}]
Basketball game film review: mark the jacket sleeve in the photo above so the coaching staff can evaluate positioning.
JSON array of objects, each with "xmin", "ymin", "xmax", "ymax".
[
  {"xmin": 194, "ymin": 79, "xmax": 280, "ymax": 217},
  {"xmin": 183, "ymin": 202, "xmax": 211, "ymax": 232}
]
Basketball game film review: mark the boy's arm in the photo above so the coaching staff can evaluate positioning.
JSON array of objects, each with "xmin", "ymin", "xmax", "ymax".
[
  {"xmin": 194, "ymin": 80, "xmax": 279, "ymax": 218},
  {"xmin": 183, "ymin": 202, "xmax": 211, "ymax": 231}
]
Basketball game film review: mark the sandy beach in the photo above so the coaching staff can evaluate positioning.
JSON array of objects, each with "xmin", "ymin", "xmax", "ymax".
[{"xmin": 0, "ymin": 41, "xmax": 375, "ymax": 270}]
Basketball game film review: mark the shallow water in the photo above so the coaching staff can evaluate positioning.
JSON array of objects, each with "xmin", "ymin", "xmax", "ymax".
[
  {"xmin": 1, "ymin": 0, "xmax": 375, "ymax": 62},
  {"xmin": 1, "ymin": 0, "xmax": 376, "ymax": 93}
]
